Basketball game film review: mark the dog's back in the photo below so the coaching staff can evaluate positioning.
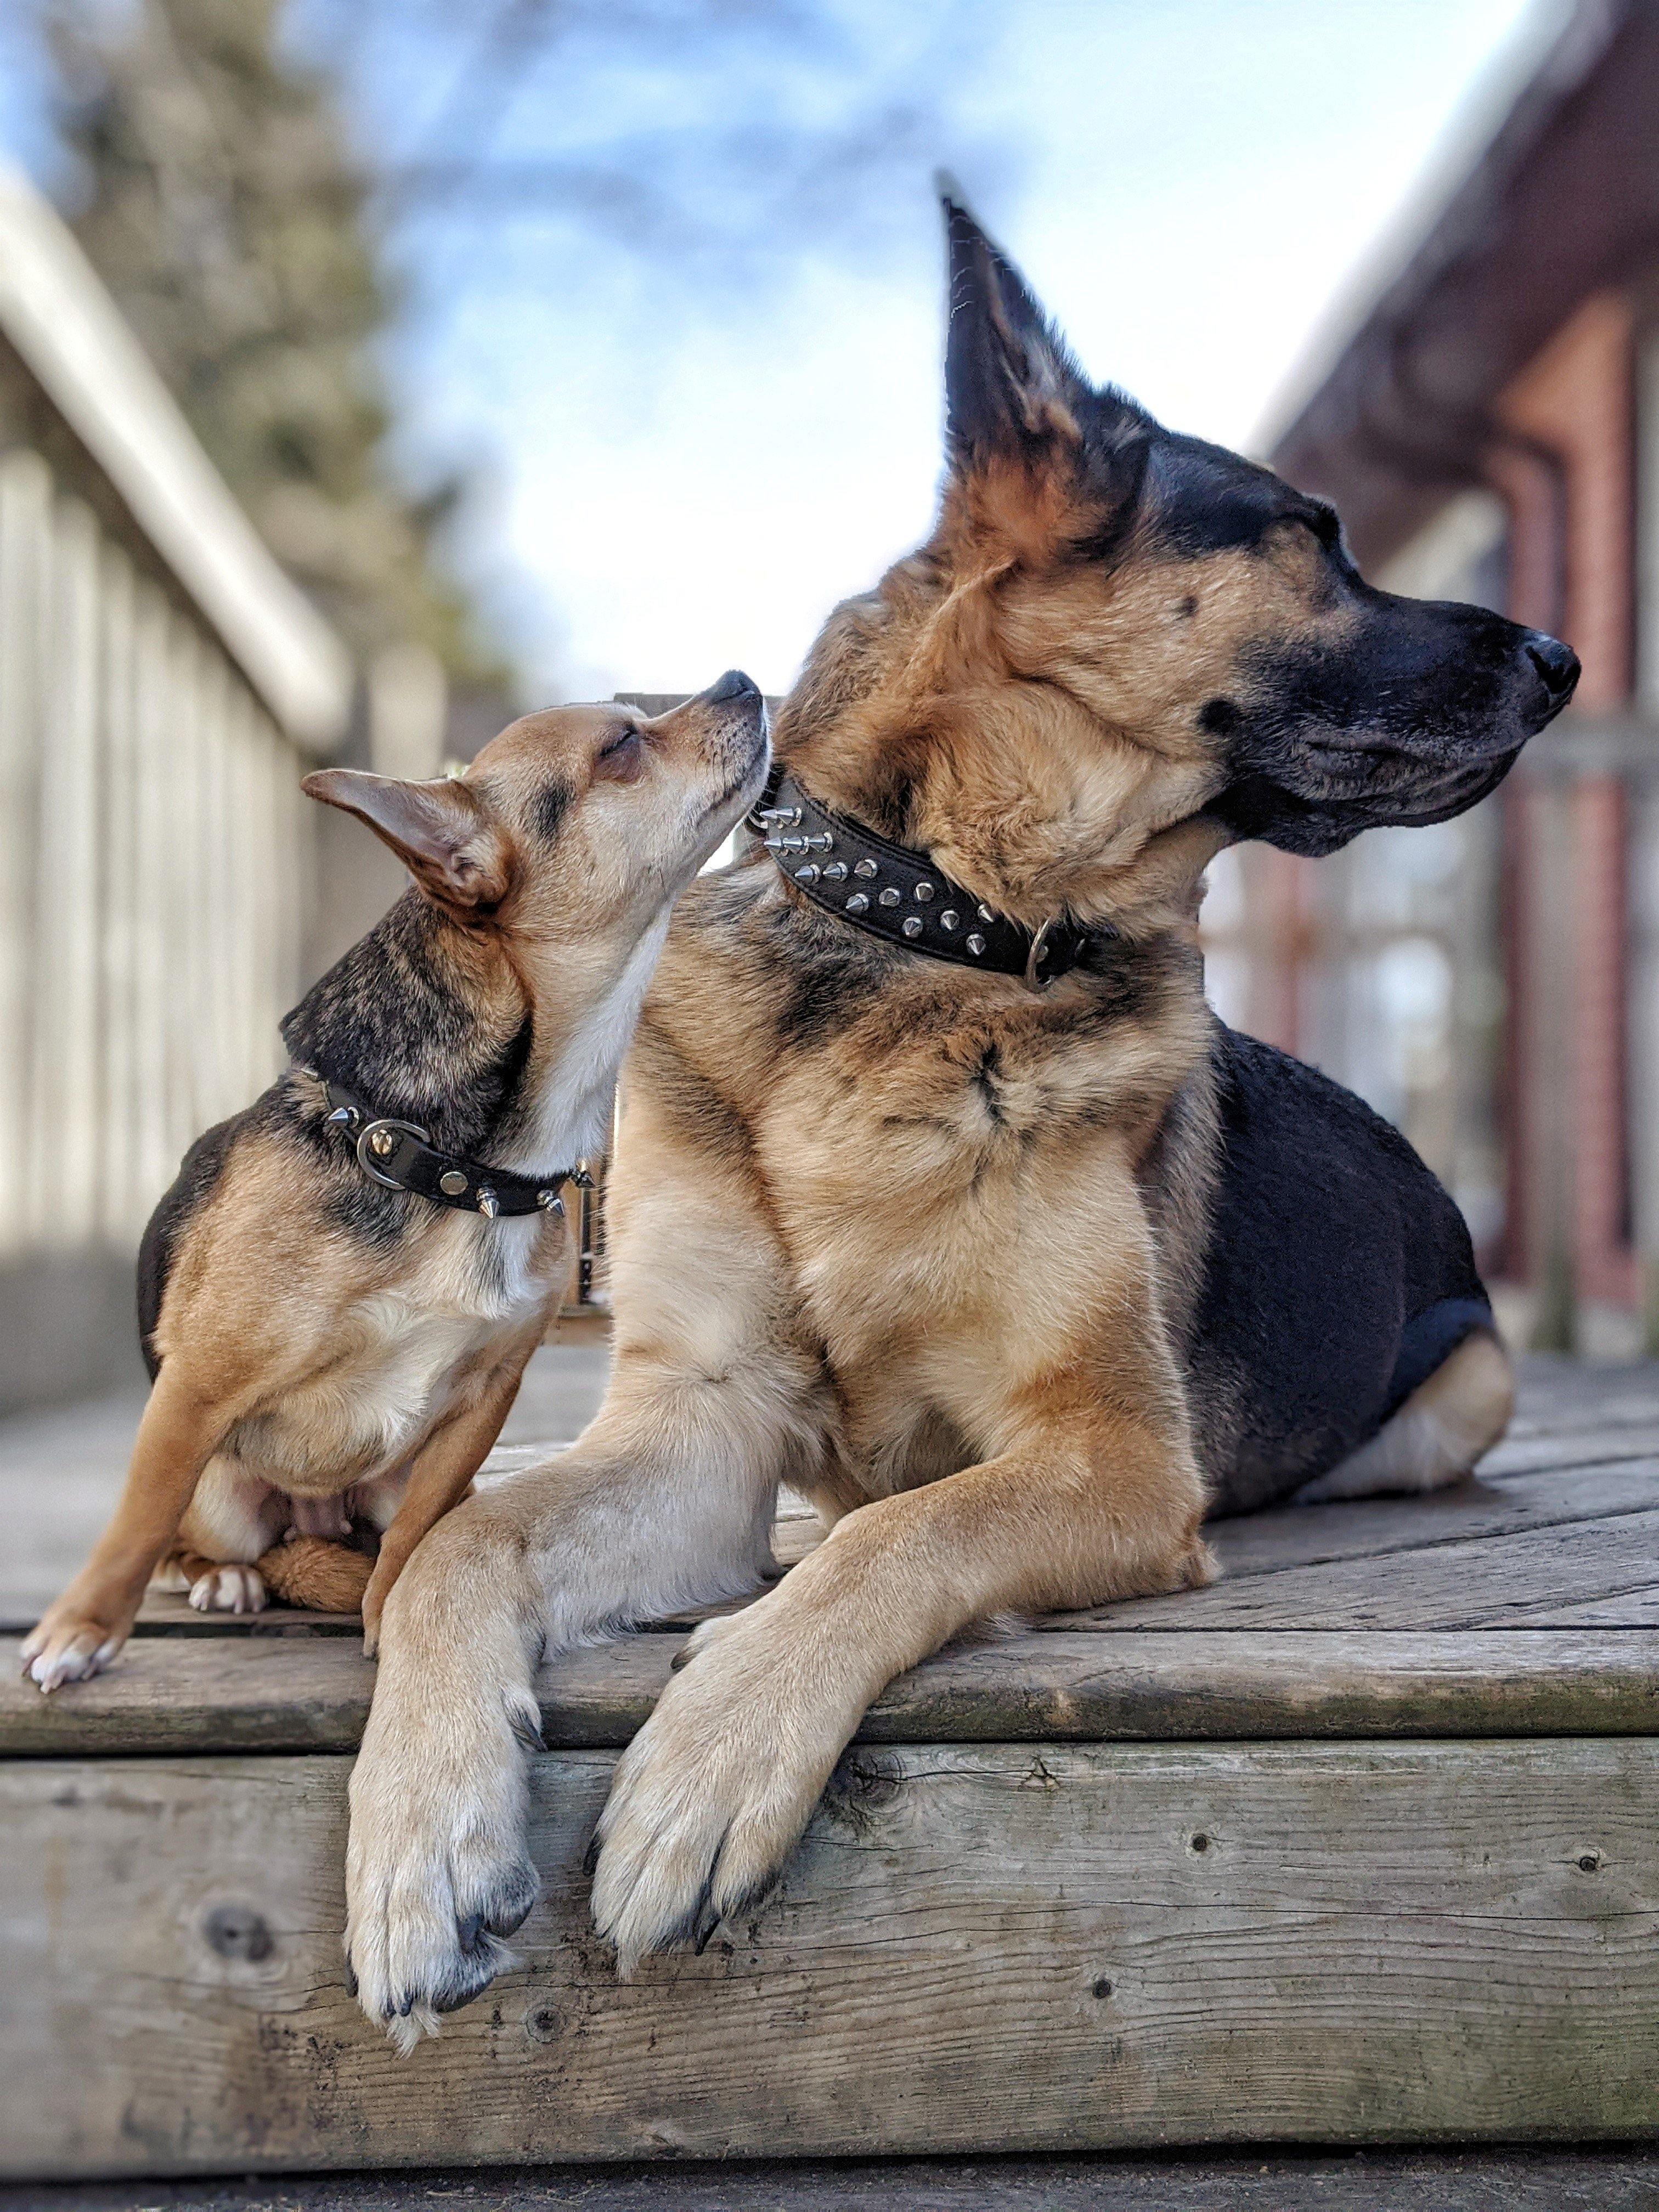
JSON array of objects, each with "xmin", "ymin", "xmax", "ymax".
[
  {"xmin": 136, "ymin": 1110, "xmax": 253, "ymax": 1380},
  {"xmin": 1187, "ymin": 1024, "xmax": 1496, "ymax": 1515}
]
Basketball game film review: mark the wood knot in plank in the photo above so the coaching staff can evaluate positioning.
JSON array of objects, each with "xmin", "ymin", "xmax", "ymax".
[{"xmin": 201, "ymin": 1903, "xmax": 273, "ymax": 1961}]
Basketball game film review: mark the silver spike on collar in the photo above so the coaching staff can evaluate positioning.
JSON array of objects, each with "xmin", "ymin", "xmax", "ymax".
[{"xmin": 749, "ymin": 772, "xmax": 1094, "ymax": 990}]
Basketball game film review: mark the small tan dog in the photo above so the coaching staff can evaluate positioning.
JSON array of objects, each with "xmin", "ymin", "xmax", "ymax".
[{"xmin": 22, "ymin": 674, "xmax": 769, "ymax": 1691}]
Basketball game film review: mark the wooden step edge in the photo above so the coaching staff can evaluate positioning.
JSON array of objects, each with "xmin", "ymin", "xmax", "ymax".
[{"xmin": 3, "ymin": 1627, "xmax": 1658, "ymax": 1759}]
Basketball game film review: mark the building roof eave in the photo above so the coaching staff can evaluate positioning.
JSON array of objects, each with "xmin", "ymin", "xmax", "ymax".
[{"xmin": 1262, "ymin": 0, "xmax": 1651, "ymax": 569}]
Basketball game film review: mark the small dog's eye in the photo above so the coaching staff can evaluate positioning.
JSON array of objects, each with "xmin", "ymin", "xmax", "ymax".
[{"xmin": 594, "ymin": 727, "xmax": 645, "ymax": 782}]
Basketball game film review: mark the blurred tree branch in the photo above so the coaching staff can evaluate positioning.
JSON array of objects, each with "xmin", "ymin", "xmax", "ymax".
[
  {"xmin": 44, "ymin": 0, "xmax": 511, "ymax": 685},
  {"xmin": 32, "ymin": 0, "xmax": 1013, "ymax": 691}
]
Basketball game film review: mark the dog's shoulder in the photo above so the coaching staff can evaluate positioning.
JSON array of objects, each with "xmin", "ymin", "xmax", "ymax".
[{"xmin": 137, "ymin": 1092, "xmax": 292, "ymax": 1378}]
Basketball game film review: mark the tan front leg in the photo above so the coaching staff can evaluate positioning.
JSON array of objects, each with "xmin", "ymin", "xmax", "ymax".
[
  {"xmin": 592, "ymin": 1384, "xmax": 1214, "ymax": 1973},
  {"xmin": 359, "ymin": 1319, "xmax": 546, "ymax": 1656},
  {"xmin": 21, "ymin": 1363, "xmax": 233, "ymax": 1690},
  {"xmin": 343, "ymin": 1124, "xmax": 828, "ymax": 2045}
]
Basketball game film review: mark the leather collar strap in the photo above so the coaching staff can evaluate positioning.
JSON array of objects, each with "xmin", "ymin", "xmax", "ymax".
[
  {"xmin": 318, "ymin": 1079, "xmax": 588, "ymax": 1220},
  {"xmin": 751, "ymin": 771, "xmax": 1093, "ymax": 989}
]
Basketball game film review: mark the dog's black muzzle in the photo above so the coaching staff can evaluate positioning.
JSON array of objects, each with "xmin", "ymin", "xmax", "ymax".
[{"xmin": 1214, "ymin": 605, "xmax": 1581, "ymax": 857}]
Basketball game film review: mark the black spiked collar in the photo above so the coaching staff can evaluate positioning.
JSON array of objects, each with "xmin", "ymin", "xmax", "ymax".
[
  {"xmin": 749, "ymin": 770, "xmax": 1094, "ymax": 989},
  {"xmin": 316, "ymin": 1077, "xmax": 592, "ymax": 1220}
]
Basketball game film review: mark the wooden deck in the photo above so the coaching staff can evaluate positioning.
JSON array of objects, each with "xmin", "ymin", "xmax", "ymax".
[{"xmin": 4, "ymin": 1357, "xmax": 1659, "ymax": 2179}]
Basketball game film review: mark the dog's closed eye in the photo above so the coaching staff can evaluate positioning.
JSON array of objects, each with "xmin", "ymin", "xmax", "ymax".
[{"xmin": 593, "ymin": 726, "xmax": 645, "ymax": 783}]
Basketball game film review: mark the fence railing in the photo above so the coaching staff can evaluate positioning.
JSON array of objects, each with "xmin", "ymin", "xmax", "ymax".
[{"xmin": 0, "ymin": 448, "xmax": 311, "ymax": 1260}]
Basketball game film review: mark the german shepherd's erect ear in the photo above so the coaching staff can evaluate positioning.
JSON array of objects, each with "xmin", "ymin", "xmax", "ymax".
[
  {"xmin": 943, "ymin": 188, "xmax": 1087, "ymax": 458},
  {"xmin": 940, "ymin": 187, "xmax": 1149, "ymax": 566},
  {"xmin": 302, "ymin": 769, "xmax": 514, "ymax": 919}
]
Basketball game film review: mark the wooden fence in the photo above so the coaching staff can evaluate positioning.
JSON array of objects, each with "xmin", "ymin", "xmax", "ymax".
[
  {"xmin": 0, "ymin": 167, "xmax": 351, "ymax": 1407},
  {"xmin": 0, "ymin": 448, "xmax": 311, "ymax": 1260}
]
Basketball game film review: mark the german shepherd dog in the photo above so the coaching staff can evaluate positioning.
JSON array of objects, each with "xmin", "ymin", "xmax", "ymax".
[
  {"xmin": 21, "ymin": 679, "xmax": 770, "ymax": 1692},
  {"xmin": 342, "ymin": 195, "xmax": 1577, "ymax": 2044}
]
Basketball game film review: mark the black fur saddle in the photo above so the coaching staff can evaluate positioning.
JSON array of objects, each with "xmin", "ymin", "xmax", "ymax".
[{"xmin": 1192, "ymin": 1025, "xmax": 1494, "ymax": 1517}]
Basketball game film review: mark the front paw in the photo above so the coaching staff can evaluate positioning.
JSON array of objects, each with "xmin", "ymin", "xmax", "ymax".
[
  {"xmin": 589, "ymin": 1600, "xmax": 860, "ymax": 1977},
  {"xmin": 344, "ymin": 1681, "xmax": 543, "ymax": 2052},
  {"xmin": 19, "ymin": 1604, "xmax": 128, "ymax": 1692}
]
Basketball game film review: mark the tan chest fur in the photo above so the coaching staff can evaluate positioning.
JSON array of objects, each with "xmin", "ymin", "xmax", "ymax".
[
  {"xmin": 634, "ymin": 867, "xmax": 1209, "ymax": 1506},
  {"xmin": 167, "ymin": 1166, "xmax": 567, "ymax": 1500},
  {"xmin": 226, "ymin": 1296, "xmax": 510, "ymax": 1498}
]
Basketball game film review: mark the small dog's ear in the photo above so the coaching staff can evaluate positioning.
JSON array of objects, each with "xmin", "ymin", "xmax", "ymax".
[
  {"xmin": 940, "ymin": 183, "xmax": 1090, "ymax": 464},
  {"xmin": 302, "ymin": 770, "xmax": 512, "ymax": 916}
]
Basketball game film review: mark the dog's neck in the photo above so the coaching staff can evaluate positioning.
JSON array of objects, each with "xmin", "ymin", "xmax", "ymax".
[
  {"xmin": 494, "ymin": 908, "xmax": 672, "ymax": 1175},
  {"xmin": 280, "ymin": 893, "xmax": 665, "ymax": 1173},
  {"xmin": 774, "ymin": 556, "xmax": 1226, "ymax": 941}
]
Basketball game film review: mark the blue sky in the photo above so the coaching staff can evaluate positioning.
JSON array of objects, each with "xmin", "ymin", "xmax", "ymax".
[{"xmin": 2, "ymin": 0, "xmax": 1563, "ymax": 701}]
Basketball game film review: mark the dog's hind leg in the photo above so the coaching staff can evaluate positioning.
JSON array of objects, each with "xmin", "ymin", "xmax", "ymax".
[
  {"xmin": 1294, "ymin": 1329, "xmax": 1514, "ymax": 1504},
  {"xmin": 156, "ymin": 1452, "xmax": 291, "ymax": 1613},
  {"xmin": 154, "ymin": 1549, "xmax": 270, "ymax": 1614}
]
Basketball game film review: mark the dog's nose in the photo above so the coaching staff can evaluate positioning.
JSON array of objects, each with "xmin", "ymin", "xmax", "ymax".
[
  {"xmin": 1523, "ymin": 632, "xmax": 1579, "ymax": 704},
  {"xmin": 704, "ymin": 669, "xmax": 760, "ymax": 704}
]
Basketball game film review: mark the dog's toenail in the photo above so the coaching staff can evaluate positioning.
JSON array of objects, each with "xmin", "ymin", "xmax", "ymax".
[{"xmin": 458, "ymin": 1912, "xmax": 483, "ymax": 1951}]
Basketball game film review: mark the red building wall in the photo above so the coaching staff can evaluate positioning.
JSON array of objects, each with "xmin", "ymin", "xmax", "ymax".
[{"xmin": 1494, "ymin": 292, "xmax": 1636, "ymax": 1307}]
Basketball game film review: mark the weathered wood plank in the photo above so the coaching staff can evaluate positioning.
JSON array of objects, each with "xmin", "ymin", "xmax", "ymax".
[
  {"xmin": 1509, "ymin": 1363, "xmax": 1659, "ymax": 1438},
  {"xmin": 9, "ymin": 1461, "xmax": 1653, "ymax": 1643},
  {"xmin": 4, "ymin": 1628, "xmax": 1657, "ymax": 1758},
  {"xmin": 1479, "ymin": 1425, "xmax": 1659, "ymax": 1478},
  {"xmin": 5, "ymin": 1739, "xmax": 1657, "ymax": 2175},
  {"xmin": 1204, "ymin": 1461, "xmax": 1659, "ymax": 1585},
  {"xmin": 1492, "ymin": 1587, "xmax": 1659, "ymax": 1627},
  {"xmin": 1074, "ymin": 1509, "xmax": 1659, "ymax": 1631},
  {"xmin": 1506, "ymin": 1397, "xmax": 1659, "ymax": 1435}
]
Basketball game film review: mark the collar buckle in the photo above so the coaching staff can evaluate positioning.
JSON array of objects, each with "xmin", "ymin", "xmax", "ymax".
[
  {"xmin": 1023, "ymin": 919, "xmax": 1054, "ymax": 992},
  {"xmin": 356, "ymin": 1117, "xmax": 431, "ymax": 1189}
]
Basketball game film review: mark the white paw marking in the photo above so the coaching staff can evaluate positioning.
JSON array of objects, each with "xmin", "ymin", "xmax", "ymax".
[
  {"xmin": 20, "ymin": 1623, "xmax": 122, "ymax": 1694},
  {"xmin": 188, "ymin": 1564, "xmax": 267, "ymax": 1615},
  {"xmin": 343, "ymin": 1681, "xmax": 541, "ymax": 2050}
]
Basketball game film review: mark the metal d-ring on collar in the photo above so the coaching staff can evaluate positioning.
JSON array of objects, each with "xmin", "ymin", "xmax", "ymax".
[
  {"xmin": 317, "ymin": 1078, "xmax": 595, "ymax": 1220},
  {"xmin": 749, "ymin": 770, "xmax": 1093, "ymax": 990}
]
